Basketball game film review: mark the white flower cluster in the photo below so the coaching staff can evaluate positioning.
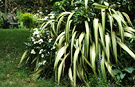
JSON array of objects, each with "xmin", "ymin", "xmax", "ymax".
[
  {"xmin": 48, "ymin": 38, "xmax": 52, "ymax": 43},
  {"xmin": 31, "ymin": 49, "xmax": 36, "ymax": 54},
  {"xmin": 38, "ymin": 60, "xmax": 46, "ymax": 66},
  {"xmin": 35, "ymin": 10, "xmax": 43, "ymax": 16},
  {"xmin": 31, "ymin": 47, "xmax": 45, "ymax": 58},
  {"xmin": 42, "ymin": 13, "xmax": 55, "ymax": 21},
  {"xmin": 39, "ymin": 49, "xmax": 43, "ymax": 54},
  {"xmin": 39, "ymin": 49, "xmax": 45, "ymax": 58},
  {"xmin": 30, "ymin": 28, "xmax": 46, "ymax": 59},
  {"xmin": 33, "ymin": 28, "xmax": 40, "ymax": 36},
  {"xmin": 31, "ymin": 48, "xmax": 45, "ymax": 58},
  {"xmin": 31, "ymin": 28, "xmax": 44, "ymax": 44},
  {"xmin": 29, "ymin": 26, "xmax": 56, "ymax": 67}
]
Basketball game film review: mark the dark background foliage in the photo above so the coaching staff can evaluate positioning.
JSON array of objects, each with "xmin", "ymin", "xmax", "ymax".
[
  {"xmin": 0, "ymin": 0, "xmax": 61, "ymax": 14},
  {"xmin": 1, "ymin": 0, "xmax": 135, "ymax": 23},
  {"xmin": 108, "ymin": 0, "xmax": 135, "ymax": 22}
]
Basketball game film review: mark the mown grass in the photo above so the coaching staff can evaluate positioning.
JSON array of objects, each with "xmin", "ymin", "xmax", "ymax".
[{"xmin": 0, "ymin": 29, "xmax": 55, "ymax": 87}]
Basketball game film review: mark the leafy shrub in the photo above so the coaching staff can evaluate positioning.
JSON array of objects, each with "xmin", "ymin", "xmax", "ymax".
[
  {"xmin": 19, "ymin": 28, "xmax": 56, "ymax": 79},
  {"xmin": 20, "ymin": 13, "xmax": 35, "ymax": 29}
]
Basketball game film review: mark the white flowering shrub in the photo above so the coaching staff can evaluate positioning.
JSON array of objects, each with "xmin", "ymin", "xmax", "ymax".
[
  {"xmin": 34, "ymin": 12, "xmax": 55, "ymax": 28},
  {"xmin": 19, "ymin": 28, "xmax": 56, "ymax": 79}
]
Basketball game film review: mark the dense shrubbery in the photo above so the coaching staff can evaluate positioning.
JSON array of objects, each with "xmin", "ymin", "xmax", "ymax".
[
  {"xmin": 8, "ymin": 0, "xmax": 134, "ymax": 86},
  {"xmin": 42, "ymin": 0, "xmax": 135, "ymax": 86}
]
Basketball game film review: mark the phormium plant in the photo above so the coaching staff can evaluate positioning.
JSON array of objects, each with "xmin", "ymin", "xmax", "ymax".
[
  {"xmin": 39, "ymin": 0, "xmax": 135, "ymax": 86},
  {"xmin": 19, "ymin": 0, "xmax": 135, "ymax": 86}
]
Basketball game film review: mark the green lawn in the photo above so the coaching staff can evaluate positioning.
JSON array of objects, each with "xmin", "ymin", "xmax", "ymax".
[{"xmin": 0, "ymin": 29, "xmax": 55, "ymax": 87}]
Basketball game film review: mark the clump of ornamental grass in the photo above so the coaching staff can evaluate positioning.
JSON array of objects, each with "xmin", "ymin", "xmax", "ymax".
[{"xmin": 40, "ymin": 1, "xmax": 135, "ymax": 86}]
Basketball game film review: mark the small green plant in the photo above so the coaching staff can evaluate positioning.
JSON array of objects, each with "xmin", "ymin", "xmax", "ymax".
[{"xmin": 20, "ymin": 13, "xmax": 35, "ymax": 30}]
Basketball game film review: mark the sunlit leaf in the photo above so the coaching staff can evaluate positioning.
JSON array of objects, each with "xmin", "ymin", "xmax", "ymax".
[
  {"xmin": 112, "ymin": 32, "xmax": 118, "ymax": 63},
  {"xmin": 124, "ymin": 27, "xmax": 135, "ymax": 33},
  {"xmin": 124, "ymin": 32, "xmax": 135, "ymax": 38},
  {"xmin": 56, "ymin": 16, "xmax": 65, "ymax": 35},
  {"xmin": 105, "ymin": 33, "xmax": 111, "ymax": 64},
  {"xmin": 113, "ymin": 14, "xmax": 125, "ymax": 42},
  {"xmin": 90, "ymin": 43, "xmax": 97, "ymax": 76},
  {"xmin": 93, "ymin": 18, "xmax": 99, "ymax": 58},
  {"xmin": 85, "ymin": 0, "xmax": 88, "ymax": 9},
  {"xmin": 56, "ymin": 12, "xmax": 71, "ymax": 21},
  {"xmin": 117, "ymin": 41, "xmax": 135, "ymax": 60},
  {"xmin": 57, "ymin": 35, "xmax": 65, "ymax": 48},
  {"xmin": 122, "ymin": 12, "xmax": 133, "ymax": 27},
  {"xmin": 69, "ymin": 67, "xmax": 73, "ymax": 86},
  {"xmin": 40, "ymin": 20, "xmax": 55, "ymax": 33},
  {"xmin": 65, "ymin": 13, "xmax": 74, "ymax": 43},
  {"xmin": 92, "ymin": 3, "xmax": 108, "ymax": 9},
  {"xmin": 58, "ymin": 53, "xmax": 69, "ymax": 84},
  {"xmin": 101, "ymin": 9, "xmax": 105, "ymax": 36},
  {"xmin": 18, "ymin": 50, "xmax": 28, "ymax": 67},
  {"xmin": 73, "ymin": 47, "xmax": 80, "ymax": 87},
  {"xmin": 84, "ymin": 21, "xmax": 90, "ymax": 58},
  {"xmin": 108, "ymin": 13, "xmax": 114, "ymax": 36},
  {"xmin": 71, "ymin": 31, "xmax": 77, "ymax": 66},
  {"xmin": 98, "ymin": 23, "xmax": 105, "ymax": 47},
  {"xmin": 54, "ymin": 44, "xmax": 68, "ymax": 69},
  {"xmin": 54, "ymin": 32, "xmax": 65, "ymax": 46},
  {"xmin": 79, "ymin": 32, "xmax": 85, "ymax": 51},
  {"xmin": 104, "ymin": 2, "xmax": 109, "ymax": 6}
]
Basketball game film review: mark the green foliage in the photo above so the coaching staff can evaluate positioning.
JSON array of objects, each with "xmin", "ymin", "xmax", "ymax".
[
  {"xmin": 19, "ymin": 28, "xmax": 56, "ymax": 79},
  {"xmin": 17, "ymin": 0, "xmax": 135, "ymax": 86},
  {"xmin": 113, "ymin": 67, "xmax": 135, "ymax": 86},
  {"xmin": 112, "ymin": 49, "xmax": 135, "ymax": 86},
  {"xmin": 88, "ymin": 73, "xmax": 111, "ymax": 87},
  {"xmin": 0, "ymin": 18, "xmax": 4, "ymax": 28},
  {"xmin": 39, "ymin": 0, "xmax": 135, "ymax": 86},
  {"xmin": 20, "ymin": 13, "xmax": 35, "ymax": 29},
  {"xmin": 53, "ymin": 0, "xmax": 71, "ymax": 12},
  {"xmin": 108, "ymin": 0, "xmax": 135, "ymax": 24},
  {"xmin": 0, "ymin": 11, "xmax": 3, "ymax": 28}
]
